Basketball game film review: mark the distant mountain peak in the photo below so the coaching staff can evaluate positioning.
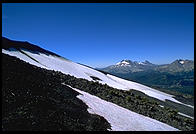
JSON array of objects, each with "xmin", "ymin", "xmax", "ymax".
[
  {"xmin": 179, "ymin": 60, "xmax": 185, "ymax": 64},
  {"xmin": 116, "ymin": 60, "xmax": 132, "ymax": 66},
  {"xmin": 116, "ymin": 59, "xmax": 154, "ymax": 66},
  {"xmin": 143, "ymin": 60, "xmax": 151, "ymax": 64},
  {"xmin": 172, "ymin": 59, "xmax": 193, "ymax": 65}
]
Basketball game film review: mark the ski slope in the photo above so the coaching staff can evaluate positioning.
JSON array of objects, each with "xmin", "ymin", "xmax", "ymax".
[
  {"xmin": 66, "ymin": 84, "xmax": 178, "ymax": 131},
  {"xmin": 2, "ymin": 48, "xmax": 193, "ymax": 109}
]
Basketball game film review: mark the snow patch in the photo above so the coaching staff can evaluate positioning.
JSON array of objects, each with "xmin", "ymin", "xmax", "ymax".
[
  {"xmin": 178, "ymin": 112, "xmax": 194, "ymax": 119},
  {"xmin": 179, "ymin": 61, "xmax": 185, "ymax": 64},
  {"xmin": 116, "ymin": 60, "xmax": 130, "ymax": 66},
  {"xmin": 159, "ymin": 105, "xmax": 164, "ymax": 108},
  {"xmin": 106, "ymin": 74, "xmax": 194, "ymax": 109},
  {"xmin": 138, "ymin": 62, "xmax": 146, "ymax": 65},
  {"xmin": 121, "ymin": 61, "xmax": 130, "ymax": 65},
  {"xmin": 65, "ymin": 84, "xmax": 179, "ymax": 131},
  {"xmin": 116, "ymin": 62, "xmax": 121, "ymax": 65}
]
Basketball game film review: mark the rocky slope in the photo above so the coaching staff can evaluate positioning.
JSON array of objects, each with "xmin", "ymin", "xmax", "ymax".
[
  {"xmin": 3, "ymin": 53, "xmax": 194, "ymax": 131},
  {"xmin": 2, "ymin": 54, "xmax": 110, "ymax": 131},
  {"xmin": 2, "ymin": 37, "xmax": 194, "ymax": 131}
]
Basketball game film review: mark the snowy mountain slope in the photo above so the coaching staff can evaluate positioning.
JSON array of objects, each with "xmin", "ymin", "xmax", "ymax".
[
  {"xmin": 2, "ymin": 48, "xmax": 46, "ymax": 68},
  {"xmin": 106, "ymin": 74, "xmax": 194, "ymax": 108},
  {"xmin": 2, "ymin": 48, "xmax": 193, "ymax": 109},
  {"xmin": 65, "ymin": 84, "xmax": 179, "ymax": 131},
  {"xmin": 2, "ymin": 52, "xmax": 181, "ymax": 131},
  {"xmin": 2, "ymin": 53, "xmax": 111, "ymax": 131}
]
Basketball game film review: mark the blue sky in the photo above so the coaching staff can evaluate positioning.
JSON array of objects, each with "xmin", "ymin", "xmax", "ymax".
[{"xmin": 2, "ymin": 3, "xmax": 194, "ymax": 68}]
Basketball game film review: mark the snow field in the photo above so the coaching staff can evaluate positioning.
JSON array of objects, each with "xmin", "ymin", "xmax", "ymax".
[
  {"xmin": 2, "ymin": 49, "xmax": 194, "ymax": 109},
  {"xmin": 2, "ymin": 49, "xmax": 46, "ymax": 68},
  {"xmin": 106, "ymin": 74, "xmax": 194, "ymax": 109},
  {"xmin": 66, "ymin": 84, "xmax": 179, "ymax": 131}
]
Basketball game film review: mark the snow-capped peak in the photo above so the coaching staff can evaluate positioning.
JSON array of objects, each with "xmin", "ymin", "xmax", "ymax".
[
  {"xmin": 116, "ymin": 60, "xmax": 153, "ymax": 66},
  {"xmin": 116, "ymin": 60, "xmax": 131, "ymax": 66},
  {"xmin": 138, "ymin": 62, "xmax": 143, "ymax": 65},
  {"xmin": 179, "ymin": 60, "xmax": 185, "ymax": 64},
  {"xmin": 138, "ymin": 62, "xmax": 147, "ymax": 65},
  {"xmin": 121, "ymin": 60, "xmax": 130, "ymax": 65}
]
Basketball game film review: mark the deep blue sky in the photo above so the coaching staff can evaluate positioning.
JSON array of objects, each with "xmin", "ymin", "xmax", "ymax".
[{"xmin": 2, "ymin": 3, "xmax": 194, "ymax": 68}]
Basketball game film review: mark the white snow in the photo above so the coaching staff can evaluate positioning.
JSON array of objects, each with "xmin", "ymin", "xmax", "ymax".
[
  {"xmin": 106, "ymin": 74, "xmax": 194, "ymax": 109},
  {"xmin": 121, "ymin": 61, "xmax": 130, "ymax": 65},
  {"xmin": 116, "ymin": 60, "xmax": 130, "ymax": 66},
  {"xmin": 65, "ymin": 84, "xmax": 178, "ymax": 131},
  {"xmin": 5, "ymin": 48, "xmax": 127, "ymax": 89},
  {"xmin": 159, "ymin": 105, "xmax": 164, "ymax": 108},
  {"xmin": 116, "ymin": 62, "xmax": 121, "ymax": 65},
  {"xmin": 2, "ymin": 48, "xmax": 46, "ymax": 68},
  {"xmin": 138, "ymin": 62, "xmax": 146, "ymax": 65},
  {"xmin": 2, "ymin": 48, "xmax": 194, "ymax": 109},
  {"xmin": 107, "ymin": 75, "xmax": 178, "ymax": 102},
  {"xmin": 178, "ymin": 112, "xmax": 194, "ymax": 119},
  {"xmin": 179, "ymin": 61, "xmax": 185, "ymax": 64}
]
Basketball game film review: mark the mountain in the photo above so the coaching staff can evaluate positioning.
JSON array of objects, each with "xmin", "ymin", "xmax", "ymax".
[
  {"xmin": 101, "ymin": 59, "xmax": 193, "ymax": 74},
  {"xmin": 102, "ymin": 60, "xmax": 156, "ymax": 73},
  {"xmin": 99, "ymin": 59, "xmax": 194, "ymax": 96},
  {"xmin": 2, "ymin": 54, "xmax": 110, "ymax": 131},
  {"xmin": 2, "ymin": 37, "xmax": 194, "ymax": 131},
  {"xmin": 116, "ymin": 59, "xmax": 155, "ymax": 66},
  {"xmin": 155, "ymin": 59, "xmax": 194, "ymax": 73}
]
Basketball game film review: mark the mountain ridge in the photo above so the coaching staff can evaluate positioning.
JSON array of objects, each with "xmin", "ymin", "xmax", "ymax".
[
  {"xmin": 101, "ymin": 59, "xmax": 194, "ymax": 73},
  {"xmin": 99, "ymin": 59, "xmax": 194, "ymax": 96},
  {"xmin": 2, "ymin": 37, "xmax": 61, "ymax": 57}
]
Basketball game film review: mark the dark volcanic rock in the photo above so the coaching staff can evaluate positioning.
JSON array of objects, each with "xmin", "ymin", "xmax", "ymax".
[
  {"xmin": 2, "ymin": 53, "xmax": 111, "ymax": 131},
  {"xmin": 2, "ymin": 37, "xmax": 60, "ymax": 57}
]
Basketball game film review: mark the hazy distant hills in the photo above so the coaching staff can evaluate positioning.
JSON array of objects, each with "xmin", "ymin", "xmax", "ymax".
[{"xmin": 99, "ymin": 59, "xmax": 194, "ymax": 95}]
